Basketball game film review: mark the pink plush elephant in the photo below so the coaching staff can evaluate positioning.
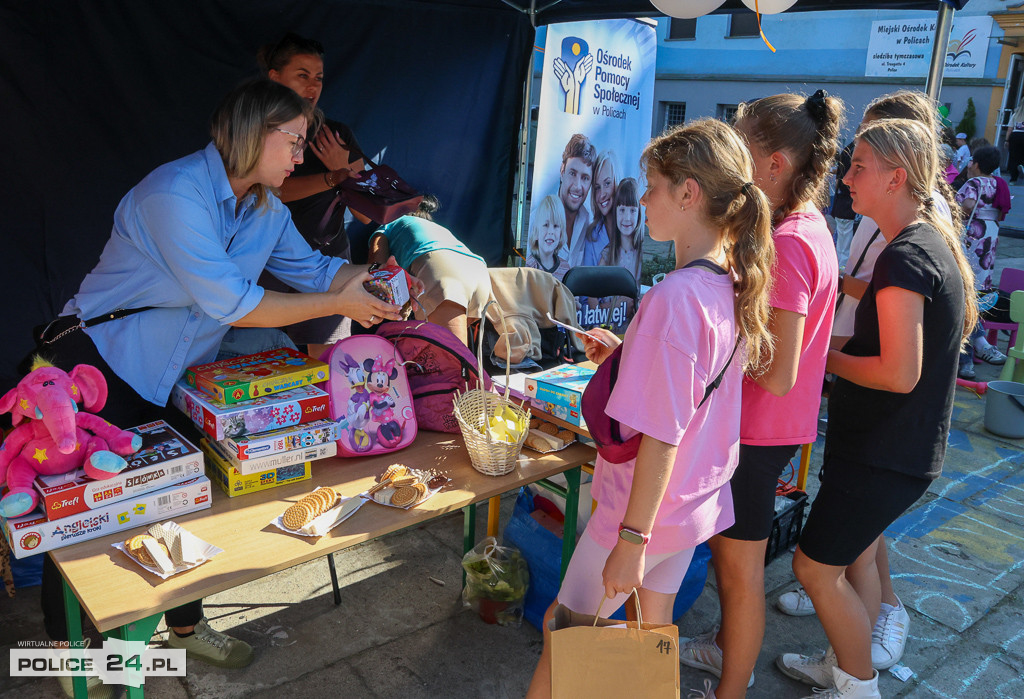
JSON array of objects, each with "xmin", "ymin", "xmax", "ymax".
[{"xmin": 0, "ymin": 357, "xmax": 142, "ymax": 518}]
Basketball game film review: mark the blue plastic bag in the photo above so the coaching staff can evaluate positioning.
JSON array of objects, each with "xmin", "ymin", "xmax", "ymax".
[{"xmin": 503, "ymin": 487, "xmax": 711, "ymax": 630}]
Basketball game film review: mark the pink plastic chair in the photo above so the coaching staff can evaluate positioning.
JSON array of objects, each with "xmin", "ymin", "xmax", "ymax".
[{"xmin": 985, "ymin": 268, "xmax": 1024, "ymax": 351}]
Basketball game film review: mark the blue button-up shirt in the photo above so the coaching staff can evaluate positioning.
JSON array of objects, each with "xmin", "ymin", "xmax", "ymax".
[{"xmin": 63, "ymin": 142, "xmax": 345, "ymax": 406}]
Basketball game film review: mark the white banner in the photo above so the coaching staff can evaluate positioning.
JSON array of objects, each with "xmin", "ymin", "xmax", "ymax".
[
  {"xmin": 529, "ymin": 19, "xmax": 657, "ymax": 333},
  {"xmin": 865, "ymin": 15, "xmax": 992, "ymax": 79}
]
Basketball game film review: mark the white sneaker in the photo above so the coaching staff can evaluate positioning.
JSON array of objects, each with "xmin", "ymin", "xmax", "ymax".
[
  {"xmin": 776, "ymin": 587, "xmax": 816, "ymax": 616},
  {"xmin": 871, "ymin": 598, "xmax": 910, "ymax": 669},
  {"xmin": 800, "ymin": 666, "xmax": 880, "ymax": 698},
  {"xmin": 776, "ymin": 646, "xmax": 837, "ymax": 688},
  {"xmin": 974, "ymin": 341, "xmax": 1007, "ymax": 366},
  {"xmin": 679, "ymin": 627, "xmax": 755, "ymax": 688},
  {"xmin": 686, "ymin": 678, "xmax": 717, "ymax": 699}
]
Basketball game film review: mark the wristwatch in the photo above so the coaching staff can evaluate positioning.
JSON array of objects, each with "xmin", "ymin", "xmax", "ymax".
[{"xmin": 618, "ymin": 523, "xmax": 651, "ymax": 546}]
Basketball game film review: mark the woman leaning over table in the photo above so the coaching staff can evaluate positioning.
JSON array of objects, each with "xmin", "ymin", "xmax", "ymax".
[
  {"xmin": 33, "ymin": 78, "xmax": 410, "ymax": 690},
  {"xmin": 778, "ymin": 118, "xmax": 976, "ymax": 698}
]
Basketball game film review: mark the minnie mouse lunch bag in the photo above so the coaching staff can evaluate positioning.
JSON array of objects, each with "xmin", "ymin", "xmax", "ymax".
[{"xmin": 322, "ymin": 334, "xmax": 418, "ymax": 456}]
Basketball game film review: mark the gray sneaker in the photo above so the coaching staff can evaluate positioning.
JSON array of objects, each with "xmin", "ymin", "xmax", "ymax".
[
  {"xmin": 776, "ymin": 587, "xmax": 816, "ymax": 616},
  {"xmin": 680, "ymin": 626, "xmax": 755, "ymax": 688},
  {"xmin": 167, "ymin": 618, "xmax": 254, "ymax": 669},
  {"xmin": 776, "ymin": 646, "xmax": 838, "ymax": 688}
]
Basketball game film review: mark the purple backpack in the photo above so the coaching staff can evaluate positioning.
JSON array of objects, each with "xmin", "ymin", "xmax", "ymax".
[{"xmin": 376, "ymin": 321, "xmax": 493, "ymax": 433}]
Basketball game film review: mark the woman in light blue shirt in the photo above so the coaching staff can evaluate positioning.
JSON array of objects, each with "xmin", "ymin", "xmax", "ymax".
[{"xmin": 36, "ymin": 78, "xmax": 410, "ymax": 677}]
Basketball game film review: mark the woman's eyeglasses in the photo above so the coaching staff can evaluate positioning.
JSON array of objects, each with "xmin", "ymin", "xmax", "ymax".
[{"xmin": 276, "ymin": 128, "xmax": 306, "ymax": 157}]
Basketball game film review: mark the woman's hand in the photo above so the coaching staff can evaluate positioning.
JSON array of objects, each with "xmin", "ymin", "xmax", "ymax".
[
  {"xmin": 331, "ymin": 271, "xmax": 402, "ymax": 328},
  {"xmin": 313, "ymin": 127, "xmax": 354, "ymax": 173},
  {"xmin": 583, "ymin": 328, "xmax": 622, "ymax": 365},
  {"xmin": 602, "ymin": 539, "xmax": 645, "ymax": 599}
]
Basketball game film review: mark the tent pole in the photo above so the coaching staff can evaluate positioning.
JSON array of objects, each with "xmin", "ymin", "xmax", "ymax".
[
  {"xmin": 512, "ymin": 1, "xmax": 538, "ymax": 260},
  {"xmin": 925, "ymin": 1, "xmax": 955, "ymax": 101}
]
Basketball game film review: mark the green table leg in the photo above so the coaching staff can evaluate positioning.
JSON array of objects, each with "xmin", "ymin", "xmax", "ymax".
[
  {"xmin": 114, "ymin": 613, "xmax": 162, "ymax": 699},
  {"xmin": 462, "ymin": 503, "xmax": 476, "ymax": 586},
  {"xmin": 560, "ymin": 467, "xmax": 581, "ymax": 581},
  {"xmin": 62, "ymin": 577, "xmax": 88, "ymax": 699}
]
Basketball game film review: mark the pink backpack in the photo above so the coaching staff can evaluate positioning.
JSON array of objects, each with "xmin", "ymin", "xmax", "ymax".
[
  {"xmin": 375, "ymin": 321, "xmax": 492, "ymax": 433},
  {"xmin": 323, "ymin": 335, "xmax": 418, "ymax": 456}
]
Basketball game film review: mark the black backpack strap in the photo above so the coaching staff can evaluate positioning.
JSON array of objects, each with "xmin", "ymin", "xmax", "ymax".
[
  {"xmin": 697, "ymin": 337, "xmax": 740, "ymax": 410},
  {"xmin": 683, "ymin": 258, "xmax": 729, "ymax": 275},
  {"xmin": 835, "ymin": 227, "xmax": 881, "ymax": 313}
]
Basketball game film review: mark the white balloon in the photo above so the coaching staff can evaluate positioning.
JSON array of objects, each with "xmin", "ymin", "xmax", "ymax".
[
  {"xmin": 651, "ymin": 0, "xmax": 727, "ymax": 20},
  {"xmin": 741, "ymin": 0, "xmax": 799, "ymax": 13}
]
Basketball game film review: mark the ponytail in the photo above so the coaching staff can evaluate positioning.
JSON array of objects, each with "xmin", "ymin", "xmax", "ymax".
[{"xmin": 727, "ymin": 182, "xmax": 776, "ymax": 372}]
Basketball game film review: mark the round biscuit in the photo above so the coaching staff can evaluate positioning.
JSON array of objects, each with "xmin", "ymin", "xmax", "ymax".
[
  {"xmin": 557, "ymin": 430, "xmax": 574, "ymax": 443},
  {"xmin": 283, "ymin": 503, "xmax": 313, "ymax": 530},
  {"xmin": 390, "ymin": 485, "xmax": 418, "ymax": 508},
  {"xmin": 126, "ymin": 534, "xmax": 155, "ymax": 554},
  {"xmin": 320, "ymin": 488, "xmax": 339, "ymax": 510}
]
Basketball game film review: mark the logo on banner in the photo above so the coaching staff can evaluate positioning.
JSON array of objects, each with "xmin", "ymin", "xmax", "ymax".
[
  {"xmin": 947, "ymin": 28, "xmax": 976, "ymax": 61},
  {"xmin": 553, "ymin": 37, "xmax": 594, "ymax": 115}
]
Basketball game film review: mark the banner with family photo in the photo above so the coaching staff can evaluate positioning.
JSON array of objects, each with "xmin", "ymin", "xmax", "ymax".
[{"xmin": 528, "ymin": 18, "xmax": 657, "ymax": 333}]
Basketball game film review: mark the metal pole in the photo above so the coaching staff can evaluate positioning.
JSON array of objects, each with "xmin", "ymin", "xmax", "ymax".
[
  {"xmin": 925, "ymin": 1, "xmax": 955, "ymax": 101},
  {"xmin": 513, "ymin": 40, "xmax": 535, "ymax": 259}
]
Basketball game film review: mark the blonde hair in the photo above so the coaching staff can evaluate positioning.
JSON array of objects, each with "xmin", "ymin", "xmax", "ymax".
[
  {"xmin": 210, "ymin": 78, "xmax": 317, "ymax": 210},
  {"xmin": 528, "ymin": 195, "xmax": 567, "ymax": 259},
  {"xmin": 735, "ymin": 91, "xmax": 845, "ymax": 220},
  {"xmin": 642, "ymin": 118, "xmax": 776, "ymax": 371},
  {"xmin": 585, "ymin": 150, "xmax": 618, "ymax": 243},
  {"xmin": 856, "ymin": 118, "xmax": 978, "ymax": 341},
  {"xmin": 864, "ymin": 90, "xmax": 959, "ymax": 224}
]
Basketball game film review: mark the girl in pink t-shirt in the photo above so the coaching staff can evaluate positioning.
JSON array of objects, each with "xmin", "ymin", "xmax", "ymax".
[
  {"xmin": 527, "ymin": 119, "xmax": 776, "ymax": 698},
  {"xmin": 679, "ymin": 91, "xmax": 842, "ymax": 699}
]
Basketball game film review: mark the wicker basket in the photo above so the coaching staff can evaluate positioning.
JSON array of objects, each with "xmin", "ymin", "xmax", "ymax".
[{"xmin": 453, "ymin": 301, "xmax": 531, "ymax": 476}]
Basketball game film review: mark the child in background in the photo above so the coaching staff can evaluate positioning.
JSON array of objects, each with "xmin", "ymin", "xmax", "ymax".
[
  {"xmin": 600, "ymin": 177, "xmax": 644, "ymax": 284},
  {"xmin": 527, "ymin": 194, "xmax": 570, "ymax": 279},
  {"xmin": 526, "ymin": 118, "xmax": 776, "ymax": 698}
]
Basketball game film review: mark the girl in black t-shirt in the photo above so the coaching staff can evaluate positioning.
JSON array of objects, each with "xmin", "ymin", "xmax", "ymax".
[{"xmin": 783, "ymin": 118, "xmax": 977, "ymax": 698}]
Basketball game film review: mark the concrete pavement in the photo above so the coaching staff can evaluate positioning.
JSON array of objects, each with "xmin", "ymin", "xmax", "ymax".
[{"xmin": 3, "ymin": 206, "xmax": 1024, "ymax": 698}]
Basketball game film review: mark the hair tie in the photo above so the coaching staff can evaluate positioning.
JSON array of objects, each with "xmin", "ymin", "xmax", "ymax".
[
  {"xmin": 805, "ymin": 89, "xmax": 828, "ymax": 124},
  {"xmin": 741, "ymin": 181, "xmax": 755, "ymax": 197},
  {"xmin": 922, "ymin": 196, "xmax": 935, "ymax": 208}
]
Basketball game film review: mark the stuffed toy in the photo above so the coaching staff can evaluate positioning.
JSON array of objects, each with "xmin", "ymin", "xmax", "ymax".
[{"xmin": 0, "ymin": 357, "xmax": 142, "ymax": 519}]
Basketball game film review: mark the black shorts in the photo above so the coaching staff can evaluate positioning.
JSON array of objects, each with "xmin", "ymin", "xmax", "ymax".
[
  {"xmin": 798, "ymin": 456, "xmax": 930, "ymax": 566},
  {"xmin": 719, "ymin": 444, "xmax": 800, "ymax": 541}
]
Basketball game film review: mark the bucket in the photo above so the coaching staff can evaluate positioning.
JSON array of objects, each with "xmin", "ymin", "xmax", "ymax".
[{"xmin": 984, "ymin": 381, "xmax": 1024, "ymax": 439}]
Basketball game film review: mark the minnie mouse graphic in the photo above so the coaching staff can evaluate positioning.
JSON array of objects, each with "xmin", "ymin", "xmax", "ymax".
[{"xmin": 364, "ymin": 355, "xmax": 404, "ymax": 448}]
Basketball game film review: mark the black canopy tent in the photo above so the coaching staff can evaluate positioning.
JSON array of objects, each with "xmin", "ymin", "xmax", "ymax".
[{"xmin": 0, "ymin": 0, "xmax": 963, "ymax": 393}]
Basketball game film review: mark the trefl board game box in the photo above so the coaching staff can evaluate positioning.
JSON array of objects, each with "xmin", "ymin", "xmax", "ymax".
[
  {"xmin": 171, "ymin": 381, "xmax": 331, "ymax": 441},
  {"xmin": 2, "ymin": 475, "xmax": 212, "ymax": 559},
  {"xmin": 185, "ymin": 347, "xmax": 329, "ymax": 405},
  {"xmin": 524, "ymin": 365, "xmax": 595, "ymax": 427},
  {"xmin": 202, "ymin": 439, "xmax": 312, "ymax": 497},
  {"xmin": 33, "ymin": 420, "xmax": 204, "ymax": 521},
  {"xmin": 204, "ymin": 436, "xmax": 336, "ymax": 476},
  {"xmin": 221, "ymin": 418, "xmax": 341, "ymax": 460}
]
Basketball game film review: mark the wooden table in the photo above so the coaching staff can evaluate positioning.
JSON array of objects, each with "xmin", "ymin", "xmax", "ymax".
[{"xmin": 52, "ymin": 432, "xmax": 595, "ymax": 698}]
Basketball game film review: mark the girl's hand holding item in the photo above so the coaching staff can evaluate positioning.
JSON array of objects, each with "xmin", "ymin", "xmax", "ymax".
[
  {"xmin": 602, "ymin": 539, "xmax": 645, "ymax": 598},
  {"xmin": 583, "ymin": 327, "xmax": 621, "ymax": 364},
  {"xmin": 381, "ymin": 254, "xmax": 426, "ymax": 299}
]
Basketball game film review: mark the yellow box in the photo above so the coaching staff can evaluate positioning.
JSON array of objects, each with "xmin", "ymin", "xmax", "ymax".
[{"xmin": 201, "ymin": 439, "xmax": 311, "ymax": 497}]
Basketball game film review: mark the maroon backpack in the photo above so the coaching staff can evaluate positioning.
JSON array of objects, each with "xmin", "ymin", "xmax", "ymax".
[{"xmin": 376, "ymin": 321, "xmax": 493, "ymax": 433}]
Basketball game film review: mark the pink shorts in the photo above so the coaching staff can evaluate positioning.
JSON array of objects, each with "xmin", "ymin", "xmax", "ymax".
[{"xmin": 557, "ymin": 528, "xmax": 695, "ymax": 616}]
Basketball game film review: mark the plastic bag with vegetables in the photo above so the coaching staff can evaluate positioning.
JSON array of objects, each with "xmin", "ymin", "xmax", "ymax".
[{"xmin": 461, "ymin": 536, "xmax": 529, "ymax": 627}]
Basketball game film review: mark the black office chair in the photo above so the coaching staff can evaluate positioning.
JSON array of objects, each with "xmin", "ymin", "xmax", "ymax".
[{"xmin": 561, "ymin": 265, "xmax": 639, "ymax": 303}]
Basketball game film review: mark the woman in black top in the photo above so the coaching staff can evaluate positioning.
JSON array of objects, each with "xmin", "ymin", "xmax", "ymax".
[
  {"xmin": 259, "ymin": 33, "xmax": 370, "ymax": 356},
  {"xmin": 780, "ymin": 118, "xmax": 976, "ymax": 698}
]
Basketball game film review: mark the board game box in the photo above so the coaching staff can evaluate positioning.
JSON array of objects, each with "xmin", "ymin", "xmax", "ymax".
[
  {"xmin": 33, "ymin": 420, "xmax": 204, "ymax": 521},
  {"xmin": 171, "ymin": 381, "xmax": 331, "ymax": 441},
  {"xmin": 184, "ymin": 347, "xmax": 329, "ymax": 405},
  {"xmin": 220, "ymin": 418, "xmax": 341, "ymax": 460},
  {"xmin": 524, "ymin": 365, "xmax": 595, "ymax": 427},
  {"xmin": 3, "ymin": 476, "xmax": 212, "ymax": 559},
  {"xmin": 202, "ymin": 439, "xmax": 313, "ymax": 497}
]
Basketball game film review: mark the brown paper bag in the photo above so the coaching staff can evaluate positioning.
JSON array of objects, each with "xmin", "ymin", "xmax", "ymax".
[{"xmin": 549, "ymin": 589, "xmax": 679, "ymax": 698}]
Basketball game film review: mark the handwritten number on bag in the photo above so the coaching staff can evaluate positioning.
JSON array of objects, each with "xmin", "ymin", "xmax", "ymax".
[{"xmin": 656, "ymin": 639, "xmax": 673, "ymax": 654}]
